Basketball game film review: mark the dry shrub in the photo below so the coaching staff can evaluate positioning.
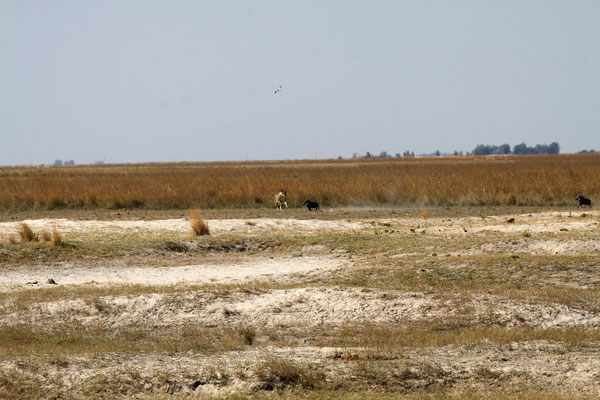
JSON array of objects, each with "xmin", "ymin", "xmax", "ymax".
[
  {"xmin": 190, "ymin": 209, "xmax": 210, "ymax": 236},
  {"xmin": 107, "ymin": 197, "xmax": 125, "ymax": 210},
  {"xmin": 86, "ymin": 195, "xmax": 99, "ymax": 207},
  {"xmin": 162, "ymin": 240, "xmax": 188, "ymax": 252},
  {"xmin": 0, "ymin": 370, "xmax": 40, "ymax": 399},
  {"xmin": 238, "ymin": 325, "xmax": 256, "ymax": 345},
  {"xmin": 254, "ymin": 358, "xmax": 324, "ymax": 390},
  {"xmin": 51, "ymin": 229, "xmax": 63, "ymax": 247},
  {"xmin": 47, "ymin": 197, "xmax": 66, "ymax": 210},
  {"xmin": 41, "ymin": 230, "xmax": 52, "ymax": 242},
  {"xmin": 202, "ymin": 364, "xmax": 231, "ymax": 386},
  {"xmin": 48, "ymin": 356, "xmax": 69, "ymax": 368},
  {"xmin": 19, "ymin": 223, "xmax": 38, "ymax": 243},
  {"xmin": 38, "ymin": 228, "xmax": 63, "ymax": 247}
]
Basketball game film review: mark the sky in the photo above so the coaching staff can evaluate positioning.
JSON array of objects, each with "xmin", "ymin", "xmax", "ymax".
[{"xmin": 1, "ymin": 1, "xmax": 599, "ymax": 165}]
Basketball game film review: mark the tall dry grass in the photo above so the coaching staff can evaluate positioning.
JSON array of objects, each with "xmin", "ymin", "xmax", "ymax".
[
  {"xmin": 18, "ymin": 223, "xmax": 38, "ymax": 242},
  {"xmin": 189, "ymin": 209, "xmax": 210, "ymax": 236},
  {"xmin": 51, "ymin": 229, "xmax": 63, "ymax": 247},
  {"xmin": 1, "ymin": 154, "xmax": 599, "ymax": 209}
]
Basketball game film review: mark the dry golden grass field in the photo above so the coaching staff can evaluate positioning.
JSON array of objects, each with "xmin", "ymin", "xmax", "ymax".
[
  {"xmin": 1, "ymin": 155, "xmax": 600, "ymax": 399},
  {"xmin": 1, "ymin": 154, "xmax": 599, "ymax": 211}
]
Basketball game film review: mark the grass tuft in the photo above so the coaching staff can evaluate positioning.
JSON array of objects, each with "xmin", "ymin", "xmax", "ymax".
[
  {"xmin": 51, "ymin": 229, "xmax": 63, "ymax": 247},
  {"xmin": 190, "ymin": 208, "xmax": 210, "ymax": 236},
  {"xmin": 41, "ymin": 230, "xmax": 52, "ymax": 242},
  {"xmin": 254, "ymin": 358, "xmax": 324, "ymax": 390},
  {"xmin": 238, "ymin": 325, "xmax": 256, "ymax": 345},
  {"xmin": 19, "ymin": 223, "xmax": 38, "ymax": 243}
]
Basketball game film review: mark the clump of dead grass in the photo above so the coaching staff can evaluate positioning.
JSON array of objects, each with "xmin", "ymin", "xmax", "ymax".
[
  {"xmin": 325, "ymin": 323, "xmax": 600, "ymax": 350},
  {"xmin": 190, "ymin": 208, "xmax": 210, "ymax": 236},
  {"xmin": 41, "ymin": 230, "xmax": 52, "ymax": 242},
  {"xmin": 0, "ymin": 324, "xmax": 250, "ymax": 357},
  {"xmin": 18, "ymin": 223, "xmax": 38, "ymax": 243},
  {"xmin": 51, "ymin": 229, "xmax": 63, "ymax": 247},
  {"xmin": 238, "ymin": 325, "xmax": 256, "ymax": 345},
  {"xmin": 0, "ymin": 370, "xmax": 40, "ymax": 399},
  {"xmin": 254, "ymin": 358, "xmax": 324, "ymax": 390},
  {"xmin": 30, "ymin": 227, "xmax": 63, "ymax": 247}
]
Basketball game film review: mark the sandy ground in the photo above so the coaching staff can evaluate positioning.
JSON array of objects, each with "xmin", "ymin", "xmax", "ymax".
[
  {"xmin": 2, "ymin": 343, "xmax": 599, "ymax": 397},
  {"xmin": 4, "ymin": 288, "xmax": 600, "ymax": 331},
  {"xmin": 407, "ymin": 211, "xmax": 600, "ymax": 235},
  {"xmin": 453, "ymin": 238, "xmax": 600, "ymax": 256},
  {"xmin": 0, "ymin": 256, "xmax": 343, "ymax": 292},
  {"xmin": 0, "ymin": 210, "xmax": 597, "ymax": 238},
  {"xmin": 2, "ymin": 210, "xmax": 600, "ymax": 397},
  {"xmin": 0, "ymin": 217, "xmax": 369, "ymax": 237}
]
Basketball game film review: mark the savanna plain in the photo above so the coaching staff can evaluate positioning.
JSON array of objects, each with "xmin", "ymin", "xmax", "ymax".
[{"xmin": 1, "ymin": 154, "xmax": 600, "ymax": 399}]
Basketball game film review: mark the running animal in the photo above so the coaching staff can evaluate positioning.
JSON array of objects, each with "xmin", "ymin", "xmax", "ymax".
[
  {"xmin": 275, "ymin": 190, "xmax": 288, "ymax": 210},
  {"xmin": 575, "ymin": 195, "xmax": 592, "ymax": 208},
  {"xmin": 302, "ymin": 200, "xmax": 320, "ymax": 211}
]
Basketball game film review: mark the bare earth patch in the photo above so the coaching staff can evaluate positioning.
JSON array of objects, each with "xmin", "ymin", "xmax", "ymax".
[
  {"xmin": 1, "ymin": 343, "xmax": 599, "ymax": 398},
  {"xmin": 2, "ymin": 210, "xmax": 600, "ymax": 398},
  {"xmin": 454, "ymin": 238, "xmax": 600, "ymax": 256},
  {"xmin": 0, "ymin": 256, "xmax": 343, "ymax": 292},
  {"xmin": 4, "ymin": 288, "xmax": 600, "ymax": 332},
  {"xmin": 0, "ymin": 217, "xmax": 369, "ymax": 237},
  {"xmin": 397, "ymin": 211, "xmax": 600, "ymax": 235}
]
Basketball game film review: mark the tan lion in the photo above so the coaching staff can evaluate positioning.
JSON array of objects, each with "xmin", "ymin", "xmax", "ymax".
[{"xmin": 274, "ymin": 190, "xmax": 288, "ymax": 210}]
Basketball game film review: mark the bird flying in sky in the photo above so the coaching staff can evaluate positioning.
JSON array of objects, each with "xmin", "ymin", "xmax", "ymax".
[{"xmin": 274, "ymin": 85, "xmax": 283, "ymax": 94}]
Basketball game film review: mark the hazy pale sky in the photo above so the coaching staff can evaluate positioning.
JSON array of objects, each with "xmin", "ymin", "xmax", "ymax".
[{"xmin": 1, "ymin": 1, "xmax": 599, "ymax": 165}]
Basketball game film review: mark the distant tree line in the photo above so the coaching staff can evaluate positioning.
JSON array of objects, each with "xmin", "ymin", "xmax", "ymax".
[
  {"xmin": 351, "ymin": 151, "xmax": 416, "ymax": 159},
  {"xmin": 345, "ymin": 141, "xmax": 564, "ymax": 159},
  {"xmin": 54, "ymin": 159, "xmax": 75, "ymax": 165},
  {"xmin": 472, "ymin": 142, "xmax": 560, "ymax": 156}
]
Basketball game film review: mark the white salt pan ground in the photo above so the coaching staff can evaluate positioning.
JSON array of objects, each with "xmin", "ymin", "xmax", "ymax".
[
  {"xmin": 0, "ymin": 211, "xmax": 597, "ymax": 238},
  {"xmin": 5, "ymin": 288, "xmax": 600, "ymax": 330},
  {"xmin": 455, "ymin": 238, "xmax": 600, "ymax": 256},
  {"xmin": 0, "ymin": 218, "xmax": 369, "ymax": 236},
  {"xmin": 407, "ymin": 211, "xmax": 600, "ymax": 235},
  {"xmin": 0, "ymin": 256, "xmax": 344, "ymax": 291}
]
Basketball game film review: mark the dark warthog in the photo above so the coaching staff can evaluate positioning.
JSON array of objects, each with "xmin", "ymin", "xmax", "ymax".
[
  {"xmin": 302, "ymin": 199, "xmax": 320, "ymax": 211},
  {"xmin": 575, "ymin": 195, "xmax": 592, "ymax": 208}
]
